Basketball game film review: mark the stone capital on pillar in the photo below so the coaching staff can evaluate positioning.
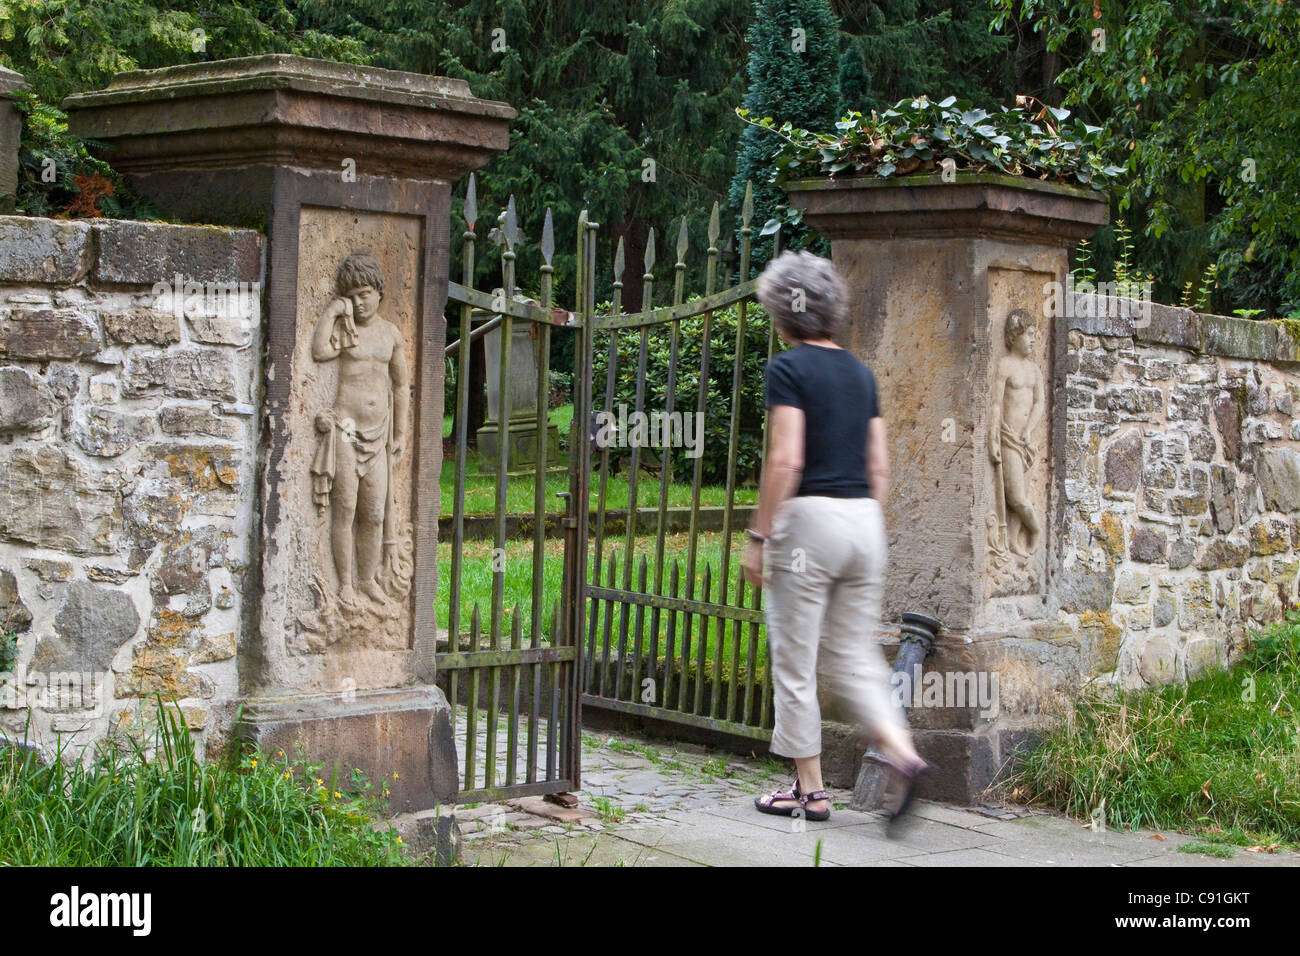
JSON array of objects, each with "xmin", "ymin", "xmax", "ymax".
[
  {"xmin": 66, "ymin": 56, "xmax": 516, "ymax": 812},
  {"xmin": 65, "ymin": 54, "xmax": 514, "ymax": 223}
]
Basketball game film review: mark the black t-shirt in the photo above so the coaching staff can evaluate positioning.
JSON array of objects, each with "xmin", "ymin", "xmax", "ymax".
[{"xmin": 764, "ymin": 343, "xmax": 880, "ymax": 498}]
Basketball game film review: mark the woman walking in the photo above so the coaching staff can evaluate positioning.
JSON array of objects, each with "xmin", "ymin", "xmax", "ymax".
[{"xmin": 742, "ymin": 250, "xmax": 927, "ymax": 829}]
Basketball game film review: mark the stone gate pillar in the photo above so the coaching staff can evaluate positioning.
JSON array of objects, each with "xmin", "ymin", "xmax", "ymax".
[
  {"xmin": 67, "ymin": 55, "xmax": 515, "ymax": 810},
  {"xmin": 786, "ymin": 173, "xmax": 1107, "ymax": 799}
]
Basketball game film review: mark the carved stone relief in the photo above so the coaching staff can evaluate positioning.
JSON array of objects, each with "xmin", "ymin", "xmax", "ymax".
[
  {"xmin": 294, "ymin": 250, "xmax": 414, "ymax": 652},
  {"xmin": 285, "ymin": 209, "xmax": 423, "ymax": 662},
  {"xmin": 988, "ymin": 307, "xmax": 1044, "ymax": 586},
  {"xmin": 984, "ymin": 267, "xmax": 1053, "ymax": 597}
]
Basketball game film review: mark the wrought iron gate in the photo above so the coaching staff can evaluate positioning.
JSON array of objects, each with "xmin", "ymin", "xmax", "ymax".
[
  {"xmin": 579, "ymin": 186, "xmax": 776, "ymax": 741},
  {"xmin": 439, "ymin": 179, "xmax": 586, "ymax": 802},
  {"xmin": 438, "ymin": 176, "xmax": 774, "ymax": 803}
]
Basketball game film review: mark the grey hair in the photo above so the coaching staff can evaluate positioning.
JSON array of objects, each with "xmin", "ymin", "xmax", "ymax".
[
  {"xmin": 1005, "ymin": 308, "xmax": 1035, "ymax": 348},
  {"xmin": 756, "ymin": 250, "xmax": 847, "ymax": 341}
]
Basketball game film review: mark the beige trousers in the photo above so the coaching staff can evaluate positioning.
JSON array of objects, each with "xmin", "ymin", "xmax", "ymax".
[{"xmin": 764, "ymin": 495, "xmax": 903, "ymax": 758}]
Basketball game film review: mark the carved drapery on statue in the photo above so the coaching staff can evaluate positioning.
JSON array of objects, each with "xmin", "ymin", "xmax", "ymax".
[{"xmin": 294, "ymin": 248, "xmax": 414, "ymax": 653}]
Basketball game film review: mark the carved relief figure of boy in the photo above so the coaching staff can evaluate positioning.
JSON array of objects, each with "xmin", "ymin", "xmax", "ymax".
[
  {"xmin": 309, "ymin": 251, "xmax": 409, "ymax": 609},
  {"xmin": 989, "ymin": 308, "xmax": 1043, "ymax": 558}
]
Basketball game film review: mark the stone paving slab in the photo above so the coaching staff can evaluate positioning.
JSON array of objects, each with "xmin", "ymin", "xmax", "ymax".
[
  {"xmin": 643, "ymin": 832, "xmax": 842, "ymax": 867},
  {"xmin": 1123, "ymin": 849, "xmax": 1300, "ymax": 868},
  {"xmin": 455, "ymin": 729, "xmax": 1300, "ymax": 868},
  {"xmin": 478, "ymin": 831, "xmax": 703, "ymax": 868}
]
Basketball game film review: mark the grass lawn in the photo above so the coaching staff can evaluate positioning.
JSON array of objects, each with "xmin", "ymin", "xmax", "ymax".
[
  {"xmin": 1011, "ymin": 614, "xmax": 1300, "ymax": 850},
  {"xmin": 443, "ymin": 404, "xmax": 574, "ymax": 442},
  {"xmin": 438, "ymin": 531, "xmax": 767, "ymax": 672},
  {"xmin": 441, "ymin": 404, "xmax": 757, "ymax": 516}
]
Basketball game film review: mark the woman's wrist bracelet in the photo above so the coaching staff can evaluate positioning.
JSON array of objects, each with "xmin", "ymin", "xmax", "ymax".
[{"xmin": 745, "ymin": 528, "xmax": 767, "ymax": 544}]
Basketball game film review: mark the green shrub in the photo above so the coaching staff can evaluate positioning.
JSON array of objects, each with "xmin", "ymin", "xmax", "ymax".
[
  {"xmin": 11, "ymin": 92, "xmax": 157, "ymax": 219},
  {"xmin": 0, "ymin": 702, "xmax": 409, "ymax": 866},
  {"xmin": 592, "ymin": 299, "xmax": 777, "ymax": 486},
  {"xmin": 548, "ymin": 368, "xmax": 573, "ymax": 409}
]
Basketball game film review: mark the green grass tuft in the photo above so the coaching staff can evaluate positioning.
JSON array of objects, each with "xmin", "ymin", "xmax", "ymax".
[
  {"xmin": 1177, "ymin": 842, "xmax": 1235, "ymax": 858},
  {"xmin": 1009, "ymin": 613, "xmax": 1300, "ymax": 848},
  {"xmin": 0, "ymin": 701, "xmax": 409, "ymax": 866}
]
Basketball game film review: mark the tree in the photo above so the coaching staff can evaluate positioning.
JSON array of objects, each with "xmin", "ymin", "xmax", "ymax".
[
  {"xmin": 991, "ymin": 0, "xmax": 1300, "ymax": 313},
  {"xmin": 835, "ymin": 42, "xmax": 872, "ymax": 119},
  {"xmin": 0, "ymin": 0, "xmax": 365, "ymax": 216},
  {"xmin": 832, "ymin": 1, "xmax": 1017, "ymax": 109},
  {"xmin": 728, "ymin": 0, "xmax": 842, "ymax": 268},
  {"xmin": 305, "ymin": 0, "xmax": 754, "ymax": 311}
]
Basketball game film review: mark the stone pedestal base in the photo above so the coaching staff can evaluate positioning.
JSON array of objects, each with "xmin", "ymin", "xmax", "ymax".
[
  {"xmin": 826, "ymin": 722, "xmax": 1041, "ymax": 805},
  {"xmin": 237, "ymin": 685, "xmax": 458, "ymax": 812},
  {"xmin": 476, "ymin": 418, "xmax": 562, "ymax": 474}
]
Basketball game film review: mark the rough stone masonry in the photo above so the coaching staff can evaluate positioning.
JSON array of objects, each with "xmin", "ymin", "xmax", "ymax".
[
  {"xmin": 0, "ymin": 214, "xmax": 262, "ymax": 751},
  {"xmin": 1060, "ymin": 295, "xmax": 1300, "ymax": 691}
]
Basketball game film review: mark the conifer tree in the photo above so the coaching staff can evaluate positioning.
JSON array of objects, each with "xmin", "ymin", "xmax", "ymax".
[
  {"xmin": 836, "ymin": 42, "xmax": 874, "ymax": 118},
  {"xmin": 832, "ymin": 1, "xmax": 1015, "ymax": 108},
  {"xmin": 727, "ymin": 0, "xmax": 841, "ymax": 268}
]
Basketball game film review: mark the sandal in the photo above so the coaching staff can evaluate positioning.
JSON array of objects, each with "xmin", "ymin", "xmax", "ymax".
[
  {"xmin": 800, "ymin": 788, "xmax": 833, "ymax": 822},
  {"xmin": 754, "ymin": 778, "xmax": 801, "ymax": 816},
  {"xmin": 754, "ymin": 778, "xmax": 833, "ymax": 822}
]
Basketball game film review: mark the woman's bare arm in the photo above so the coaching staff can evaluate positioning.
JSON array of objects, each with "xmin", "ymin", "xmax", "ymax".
[
  {"xmin": 751, "ymin": 404, "xmax": 805, "ymax": 537},
  {"xmin": 867, "ymin": 415, "xmax": 889, "ymax": 502}
]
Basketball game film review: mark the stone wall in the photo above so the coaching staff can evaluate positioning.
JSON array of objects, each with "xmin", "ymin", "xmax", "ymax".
[
  {"xmin": 1059, "ymin": 294, "xmax": 1300, "ymax": 690},
  {"xmin": 0, "ymin": 215, "xmax": 263, "ymax": 754}
]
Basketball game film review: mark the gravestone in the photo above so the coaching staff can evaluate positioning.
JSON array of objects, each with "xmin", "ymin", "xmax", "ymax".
[
  {"xmin": 67, "ymin": 55, "xmax": 515, "ymax": 810},
  {"xmin": 0, "ymin": 67, "xmax": 25, "ymax": 213},
  {"xmin": 477, "ymin": 299, "xmax": 562, "ymax": 472}
]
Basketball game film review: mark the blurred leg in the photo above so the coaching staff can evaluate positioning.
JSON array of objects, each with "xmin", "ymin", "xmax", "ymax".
[
  {"xmin": 817, "ymin": 500, "xmax": 921, "ymax": 769},
  {"xmin": 765, "ymin": 499, "xmax": 831, "ymax": 760}
]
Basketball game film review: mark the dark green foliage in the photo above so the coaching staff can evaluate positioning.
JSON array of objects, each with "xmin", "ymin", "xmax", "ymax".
[
  {"xmin": 833, "ymin": 1, "xmax": 1015, "ymax": 110},
  {"xmin": 313, "ymin": 0, "xmax": 754, "ymax": 309},
  {"xmin": 10, "ymin": 91, "xmax": 157, "ymax": 219},
  {"xmin": 991, "ymin": 0, "xmax": 1300, "ymax": 314},
  {"xmin": 0, "ymin": 1, "xmax": 365, "ymax": 105},
  {"xmin": 0, "ymin": 0, "xmax": 367, "ymax": 218},
  {"xmin": 592, "ymin": 300, "xmax": 778, "ymax": 486},
  {"xmin": 835, "ymin": 43, "xmax": 872, "ymax": 120},
  {"xmin": 728, "ymin": 0, "xmax": 842, "ymax": 268}
]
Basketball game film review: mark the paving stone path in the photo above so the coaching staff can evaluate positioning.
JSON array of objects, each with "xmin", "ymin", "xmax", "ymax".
[{"xmin": 453, "ymin": 729, "xmax": 1300, "ymax": 867}]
